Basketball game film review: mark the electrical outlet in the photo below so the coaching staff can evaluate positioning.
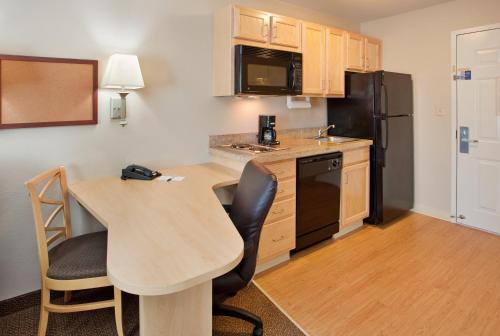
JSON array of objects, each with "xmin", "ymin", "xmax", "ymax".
[{"xmin": 110, "ymin": 98, "xmax": 121, "ymax": 119}]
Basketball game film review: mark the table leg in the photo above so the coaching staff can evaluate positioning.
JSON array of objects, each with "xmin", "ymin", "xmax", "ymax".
[{"xmin": 139, "ymin": 281, "xmax": 212, "ymax": 336}]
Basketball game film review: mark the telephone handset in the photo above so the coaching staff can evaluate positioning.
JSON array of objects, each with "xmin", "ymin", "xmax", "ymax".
[{"xmin": 121, "ymin": 164, "xmax": 162, "ymax": 181}]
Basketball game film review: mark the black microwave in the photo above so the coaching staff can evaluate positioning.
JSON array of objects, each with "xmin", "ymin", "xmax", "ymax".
[{"xmin": 234, "ymin": 45, "xmax": 302, "ymax": 96}]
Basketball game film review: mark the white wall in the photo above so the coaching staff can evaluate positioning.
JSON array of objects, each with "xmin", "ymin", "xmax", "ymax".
[
  {"xmin": 361, "ymin": 0, "xmax": 500, "ymax": 220},
  {"xmin": 0, "ymin": 0, "xmax": 358, "ymax": 300}
]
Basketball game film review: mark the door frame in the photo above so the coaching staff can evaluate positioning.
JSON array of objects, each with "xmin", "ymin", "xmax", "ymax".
[{"xmin": 450, "ymin": 23, "xmax": 500, "ymax": 224}]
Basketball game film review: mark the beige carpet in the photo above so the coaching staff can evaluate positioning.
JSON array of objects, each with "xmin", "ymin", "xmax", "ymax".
[{"xmin": 0, "ymin": 283, "xmax": 305, "ymax": 336}]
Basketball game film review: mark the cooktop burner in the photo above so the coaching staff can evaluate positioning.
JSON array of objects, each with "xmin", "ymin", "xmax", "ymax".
[
  {"xmin": 223, "ymin": 143, "xmax": 289, "ymax": 154},
  {"xmin": 230, "ymin": 143, "xmax": 252, "ymax": 149}
]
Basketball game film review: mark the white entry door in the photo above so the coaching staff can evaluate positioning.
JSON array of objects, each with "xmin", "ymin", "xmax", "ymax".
[{"xmin": 456, "ymin": 27, "xmax": 500, "ymax": 233}]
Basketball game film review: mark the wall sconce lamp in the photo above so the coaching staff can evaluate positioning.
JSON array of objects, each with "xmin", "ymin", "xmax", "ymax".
[{"xmin": 102, "ymin": 54, "xmax": 144, "ymax": 126}]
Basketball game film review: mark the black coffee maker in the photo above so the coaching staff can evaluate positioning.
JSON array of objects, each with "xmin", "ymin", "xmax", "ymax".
[{"xmin": 258, "ymin": 115, "xmax": 280, "ymax": 146}]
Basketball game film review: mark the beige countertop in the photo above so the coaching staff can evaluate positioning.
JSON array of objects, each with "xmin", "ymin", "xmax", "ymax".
[{"xmin": 210, "ymin": 137, "xmax": 373, "ymax": 164}]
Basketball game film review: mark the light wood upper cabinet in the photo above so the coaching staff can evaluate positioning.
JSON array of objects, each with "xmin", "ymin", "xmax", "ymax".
[
  {"xmin": 270, "ymin": 15, "xmax": 301, "ymax": 49},
  {"xmin": 341, "ymin": 160, "xmax": 370, "ymax": 228},
  {"xmin": 365, "ymin": 37, "xmax": 382, "ymax": 72},
  {"xmin": 302, "ymin": 22, "xmax": 325, "ymax": 96},
  {"xmin": 326, "ymin": 28, "xmax": 346, "ymax": 96},
  {"xmin": 346, "ymin": 32, "xmax": 365, "ymax": 71},
  {"xmin": 232, "ymin": 6, "xmax": 269, "ymax": 44}
]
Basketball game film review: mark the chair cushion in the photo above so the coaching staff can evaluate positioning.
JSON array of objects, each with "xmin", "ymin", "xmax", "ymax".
[{"xmin": 47, "ymin": 231, "xmax": 108, "ymax": 280}]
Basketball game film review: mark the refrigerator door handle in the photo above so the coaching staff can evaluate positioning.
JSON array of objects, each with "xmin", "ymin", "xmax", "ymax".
[
  {"xmin": 381, "ymin": 83, "xmax": 389, "ymax": 166},
  {"xmin": 382, "ymin": 83, "xmax": 389, "ymax": 118},
  {"xmin": 382, "ymin": 118, "xmax": 389, "ymax": 151}
]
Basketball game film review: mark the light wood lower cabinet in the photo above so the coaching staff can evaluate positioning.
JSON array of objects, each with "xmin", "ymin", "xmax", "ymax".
[
  {"xmin": 266, "ymin": 197, "xmax": 295, "ymax": 224},
  {"xmin": 258, "ymin": 159, "xmax": 296, "ymax": 264},
  {"xmin": 255, "ymin": 148, "xmax": 370, "ymax": 264},
  {"xmin": 341, "ymin": 160, "xmax": 370, "ymax": 229},
  {"xmin": 265, "ymin": 159, "xmax": 296, "ymax": 180},
  {"xmin": 258, "ymin": 216, "xmax": 296, "ymax": 263}
]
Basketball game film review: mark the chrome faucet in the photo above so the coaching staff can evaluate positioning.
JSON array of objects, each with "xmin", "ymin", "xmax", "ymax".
[{"xmin": 316, "ymin": 124, "xmax": 335, "ymax": 139}]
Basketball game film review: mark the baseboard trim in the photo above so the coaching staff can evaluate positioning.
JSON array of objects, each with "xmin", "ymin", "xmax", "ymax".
[
  {"xmin": 252, "ymin": 280, "xmax": 310, "ymax": 336},
  {"xmin": 334, "ymin": 221, "xmax": 363, "ymax": 238},
  {"xmin": 255, "ymin": 253, "xmax": 290, "ymax": 274},
  {"xmin": 0, "ymin": 290, "xmax": 41, "ymax": 317},
  {"xmin": 412, "ymin": 205, "xmax": 452, "ymax": 222}
]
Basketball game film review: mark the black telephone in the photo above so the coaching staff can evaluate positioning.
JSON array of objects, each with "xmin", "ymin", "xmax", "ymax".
[{"xmin": 121, "ymin": 164, "xmax": 161, "ymax": 181}]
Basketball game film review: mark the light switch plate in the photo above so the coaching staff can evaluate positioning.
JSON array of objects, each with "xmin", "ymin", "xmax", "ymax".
[
  {"xmin": 110, "ymin": 98, "xmax": 121, "ymax": 119},
  {"xmin": 435, "ymin": 106, "xmax": 445, "ymax": 116}
]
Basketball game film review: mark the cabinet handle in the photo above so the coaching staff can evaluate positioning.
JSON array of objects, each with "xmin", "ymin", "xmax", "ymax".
[
  {"xmin": 262, "ymin": 24, "xmax": 269, "ymax": 37},
  {"xmin": 345, "ymin": 174, "xmax": 349, "ymax": 185},
  {"xmin": 273, "ymin": 25, "xmax": 278, "ymax": 38},
  {"xmin": 272, "ymin": 208, "xmax": 285, "ymax": 215},
  {"xmin": 272, "ymin": 235, "xmax": 286, "ymax": 242},
  {"xmin": 277, "ymin": 189, "xmax": 285, "ymax": 194}
]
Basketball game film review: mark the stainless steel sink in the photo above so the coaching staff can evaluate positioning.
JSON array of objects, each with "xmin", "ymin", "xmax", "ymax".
[{"xmin": 312, "ymin": 136, "xmax": 359, "ymax": 144}]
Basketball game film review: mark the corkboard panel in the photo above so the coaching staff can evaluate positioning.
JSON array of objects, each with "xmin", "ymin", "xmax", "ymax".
[{"xmin": 0, "ymin": 55, "xmax": 97, "ymax": 129}]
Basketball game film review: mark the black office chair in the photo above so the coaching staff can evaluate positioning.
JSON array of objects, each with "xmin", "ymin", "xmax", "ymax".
[{"xmin": 213, "ymin": 160, "xmax": 278, "ymax": 336}]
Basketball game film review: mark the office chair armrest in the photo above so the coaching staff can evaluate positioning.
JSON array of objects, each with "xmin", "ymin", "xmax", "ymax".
[{"xmin": 222, "ymin": 204, "xmax": 232, "ymax": 214}]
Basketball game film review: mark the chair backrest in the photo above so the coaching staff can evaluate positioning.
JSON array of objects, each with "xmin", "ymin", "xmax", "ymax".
[
  {"xmin": 229, "ymin": 160, "xmax": 277, "ymax": 284},
  {"xmin": 25, "ymin": 167, "xmax": 72, "ymax": 277}
]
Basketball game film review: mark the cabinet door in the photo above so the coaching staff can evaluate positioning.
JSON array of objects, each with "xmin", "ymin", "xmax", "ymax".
[
  {"xmin": 233, "ymin": 6, "xmax": 269, "ymax": 44},
  {"xmin": 302, "ymin": 22, "xmax": 325, "ymax": 95},
  {"xmin": 341, "ymin": 161, "xmax": 370, "ymax": 228},
  {"xmin": 365, "ymin": 37, "xmax": 382, "ymax": 72},
  {"xmin": 326, "ymin": 28, "xmax": 346, "ymax": 96},
  {"xmin": 270, "ymin": 15, "xmax": 301, "ymax": 49},
  {"xmin": 346, "ymin": 32, "xmax": 365, "ymax": 71}
]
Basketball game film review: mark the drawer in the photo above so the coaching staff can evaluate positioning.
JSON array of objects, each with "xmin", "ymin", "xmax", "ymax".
[
  {"xmin": 265, "ymin": 197, "xmax": 295, "ymax": 224},
  {"xmin": 275, "ymin": 178, "xmax": 296, "ymax": 200},
  {"xmin": 258, "ymin": 216, "xmax": 295, "ymax": 261},
  {"xmin": 343, "ymin": 147, "xmax": 369, "ymax": 166},
  {"xmin": 265, "ymin": 159, "xmax": 296, "ymax": 180}
]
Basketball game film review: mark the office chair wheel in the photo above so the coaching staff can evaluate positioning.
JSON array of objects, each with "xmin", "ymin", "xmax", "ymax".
[{"xmin": 252, "ymin": 326, "xmax": 263, "ymax": 336}]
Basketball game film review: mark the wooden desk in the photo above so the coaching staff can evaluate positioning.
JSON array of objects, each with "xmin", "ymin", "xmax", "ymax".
[{"xmin": 69, "ymin": 163, "xmax": 244, "ymax": 335}]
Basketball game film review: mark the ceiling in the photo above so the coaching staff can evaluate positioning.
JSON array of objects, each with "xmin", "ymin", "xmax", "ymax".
[{"xmin": 284, "ymin": 0, "xmax": 452, "ymax": 22}]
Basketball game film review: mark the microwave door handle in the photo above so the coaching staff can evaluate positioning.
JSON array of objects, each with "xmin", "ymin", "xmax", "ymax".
[{"xmin": 290, "ymin": 62, "xmax": 296, "ymax": 90}]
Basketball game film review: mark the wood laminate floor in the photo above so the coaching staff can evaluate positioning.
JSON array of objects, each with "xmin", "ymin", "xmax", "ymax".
[{"xmin": 255, "ymin": 212, "xmax": 500, "ymax": 336}]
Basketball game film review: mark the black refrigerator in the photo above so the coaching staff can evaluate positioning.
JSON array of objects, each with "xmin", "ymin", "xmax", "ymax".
[{"xmin": 327, "ymin": 71, "xmax": 414, "ymax": 225}]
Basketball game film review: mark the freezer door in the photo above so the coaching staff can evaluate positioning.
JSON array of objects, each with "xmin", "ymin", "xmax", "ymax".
[
  {"xmin": 327, "ymin": 72, "xmax": 375, "ymax": 139},
  {"xmin": 375, "ymin": 71, "xmax": 413, "ymax": 117}
]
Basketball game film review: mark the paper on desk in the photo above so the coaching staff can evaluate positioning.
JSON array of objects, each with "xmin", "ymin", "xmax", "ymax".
[{"xmin": 158, "ymin": 176, "xmax": 185, "ymax": 182}]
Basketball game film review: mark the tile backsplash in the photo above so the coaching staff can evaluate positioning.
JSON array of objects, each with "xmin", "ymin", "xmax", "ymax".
[{"xmin": 209, "ymin": 126, "xmax": 324, "ymax": 147}]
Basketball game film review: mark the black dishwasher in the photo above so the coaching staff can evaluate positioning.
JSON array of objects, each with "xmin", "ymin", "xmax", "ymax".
[{"xmin": 294, "ymin": 152, "xmax": 342, "ymax": 252}]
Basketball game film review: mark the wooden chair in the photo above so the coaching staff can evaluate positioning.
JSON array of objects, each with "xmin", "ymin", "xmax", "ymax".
[{"xmin": 25, "ymin": 167, "xmax": 124, "ymax": 336}]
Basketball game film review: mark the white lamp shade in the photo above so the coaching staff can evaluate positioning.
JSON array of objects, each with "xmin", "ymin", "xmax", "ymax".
[{"xmin": 102, "ymin": 54, "xmax": 145, "ymax": 90}]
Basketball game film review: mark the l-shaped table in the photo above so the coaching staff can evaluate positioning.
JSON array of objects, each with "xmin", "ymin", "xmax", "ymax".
[{"xmin": 69, "ymin": 163, "xmax": 243, "ymax": 336}]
